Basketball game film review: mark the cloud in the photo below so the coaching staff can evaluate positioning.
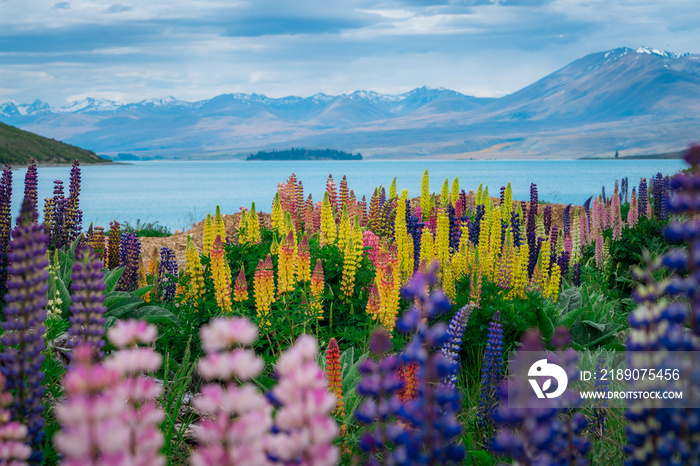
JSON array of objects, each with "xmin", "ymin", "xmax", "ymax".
[
  {"xmin": 104, "ymin": 4, "xmax": 132, "ymax": 14},
  {"xmin": 52, "ymin": 2, "xmax": 70, "ymax": 9}
]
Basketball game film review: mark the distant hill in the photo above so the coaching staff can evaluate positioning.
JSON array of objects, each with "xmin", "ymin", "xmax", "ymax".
[
  {"xmin": 1, "ymin": 47, "xmax": 699, "ymax": 159},
  {"xmin": 246, "ymin": 148, "xmax": 362, "ymax": 161},
  {"xmin": 0, "ymin": 121, "xmax": 109, "ymax": 165}
]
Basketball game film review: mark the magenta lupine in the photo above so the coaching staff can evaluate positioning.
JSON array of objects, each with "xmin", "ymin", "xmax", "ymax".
[
  {"xmin": 54, "ymin": 345, "xmax": 126, "ymax": 466},
  {"xmin": 362, "ymin": 230, "xmax": 380, "ymax": 267},
  {"xmin": 68, "ymin": 248, "xmax": 107, "ymax": 358},
  {"xmin": 104, "ymin": 320, "xmax": 165, "ymax": 466},
  {"xmin": 0, "ymin": 371, "xmax": 30, "ymax": 465},
  {"xmin": 267, "ymin": 335, "xmax": 339, "ymax": 466},
  {"xmin": 191, "ymin": 317, "xmax": 272, "ymax": 466},
  {"xmin": 0, "ymin": 199, "xmax": 48, "ymax": 464},
  {"xmin": 0, "ymin": 165, "xmax": 12, "ymax": 305}
]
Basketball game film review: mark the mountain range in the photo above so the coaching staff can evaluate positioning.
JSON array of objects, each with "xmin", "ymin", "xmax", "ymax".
[{"xmin": 1, "ymin": 46, "xmax": 699, "ymax": 159}]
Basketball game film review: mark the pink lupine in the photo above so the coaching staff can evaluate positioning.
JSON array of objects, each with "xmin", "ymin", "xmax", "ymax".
[
  {"xmin": 105, "ymin": 320, "xmax": 165, "ymax": 466},
  {"xmin": 610, "ymin": 194, "xmax": 623, "ymax": 240},
  {"xmin": 362, "ymin": 230, "xmax": 381, "ymax": 267},
  {"xmin": 628, "ymin": 190, "xmax": 639, "ymax": 228},
  {"xmin": 579, "ymin": 210, "xmax": 590, "ymax": 246},
  {"xmin": 54, "ymin": 345, "xmax": 130, "ymax": 466},
  {"xmin": 267, "ymin": 335, "xmax": 339, "ymax": 466},
  {"xmin": 191, "ymin": 317, "xmax": 272, "ymax": 466}
]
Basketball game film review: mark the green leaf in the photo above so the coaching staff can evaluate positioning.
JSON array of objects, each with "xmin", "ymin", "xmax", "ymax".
[
  {"xmin": 120, "ymin": 305, "xmax": 179, "ymax": 326},
  {"xmin": 104, "ymin": 291, "xmax": 135, "ymax": 309},
  {"xmin": 582, "ymin": 320, "xmax": 607, "ymax": 332},
  {"xmin": 55, "ymin": 274, "xmax": 72, "ymax": 316},
  {"xmin": 132, "ymin": 285, "xmax": 153, "ymax": 298},
  {"xmin": 104, "ymin": 316, "xmax": 118, "ymax": 328},
  {"xmin": 557, "ymin": 287, "xmax": 582, "ymax": 314},
  {"xmin": 536, "ymin": 307, "xmax": 554, "ymax": 340},
  {"xmin": 604, "ymin": 342, "xmax": 626, "ymax": 351},
  {"xmin": 69, "ymin": 233, "xmax": 83, "ymax": 258},
  {"xmin": 104, "ymin": 298, "xmax": 144, "ymax": 319},
  {"xmin": 558, "ymin": 306, "xmax": 585, "ymax": 328},
  {"xmin": 468, "ymin": 450, "xmax": 495, "ymax": 464},
  {"xmin": 104, "ymin": 267, "xmax": 125, "ymax": 293}
]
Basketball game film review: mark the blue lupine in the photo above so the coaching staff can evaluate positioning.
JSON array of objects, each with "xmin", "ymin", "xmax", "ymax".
[
  {"xmin": 543, "ymin": 204, "xmax": 552, "ymax": 236},
  {"xmin": 572, "ymin": 262, "xmax": 582, "ymax": 287},
  {"xmin": 563, "ymin": 204, "xmax": 572, "ymax": 237},
  {"xmin": 440, "ymin": 303, "xmax": 475, "ymax": 387},
  {"xmin": 23, "ymin": 160, "xmax": 38, "ymax": 218},
  {"xmin": 510, "ymin": 210, "xmax": 521, "ymax": 248},
  {"xmin": 0, "ymin": 165, "xmax": 12, "ymax": 305},
  {"xmin": 0, "ymin": 198, "xmax": 49, "ymax": 464},
  {"xmin": 478, "ymin": 311, "xmax": 503, "ymax": 431},
  {"xmin": 583, "ymin": 196, "xmax": 592, "ymax": 220},
  {"xmin": 469, "ymin": 204, "xmax": 485, "ymax": 245},
  {"xmin": 638, "ymin": 177, "xmax": 648, "ymax": 218}
]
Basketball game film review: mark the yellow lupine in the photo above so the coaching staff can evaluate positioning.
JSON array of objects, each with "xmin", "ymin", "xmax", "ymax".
[
  {"xmin": 451, "ymin": 250, "xmax": 467, "ymax": 280},
  {"xmin": 210, "ymin": 235, "xmax": 233, "ymax": 314},
  {"xmin": 338, "ymin": 205, "xmax": 351, "ymax": 252},
  {"xmin": 185, "ymin": 235, "xmax": 205, "ymax": 300},
  {"xmin": 475, "ymin": 184, "xmax": 483, "ymax": 206},
  {"xmin": 548, "ymin": 262, "xmax": 561, "ymax": 302},
  {"xmin": 394, "ymin": 199, "xmax": 411, "ymax": 280},
  {"xmin": 571, "ymin": 210, "xmax": 581, "ymax": 263},
  {"xmin": 340, "ymin": 238, "xmax": 357, "ymax": 299},
  {"xmin": 247, "ymin": 202, "xmax": 261, "ymax": 244},
  {"xmin": 277, "ymin": 230, "xmax": 296, "ymax": 296},
  {"xmin": 296, "ymin": 234, "xmax": 311, "ymax": 283},
  {"xmin": 253, "ymin": 255, "xmax": 276, "ymax": 326},
  {"xmin": 441, "ymin": 178, "xmax": 450, "ymax": 207},
  {"xmin": 378, "ymin": 264, "xmax": 399, "ymax": 331},
  {"xmin": 509, "ymin": 240, "xmax": 529, "ymax": 300},
  {"xmin": 213, "ymin": 205, "xmax": 226, "ymax": 243},
  {"xmin": 419, "ymin": 230, "xmax": 434, "ymax": 269},
  {"xmin": 271, "ymin": 192, "xmax": 283, "ymax": 232},
  {"xmin": 310, "ymin": 259, "xmax": 324, "ymax": 319},
  {"xmin": 477, "ymin": 212, "xmax": 491, "ymax": 277},
  {"xmin": 435, "ymin": 208, "xmax": 450, "ymax": 269},
  {"xmin": 469, "ymin": 266, "xmax": 482, "ymax": 308},
  {"xmin": 451, "ymin": 177, "xmax": 460, "ymax": 208},
  {"xmin": 420, "ymin": 169, "xmax": 431, "ymax": 221},
  {"xmin": 320, "ymin": 192, "xmax": 337, "ymax": 246},
  {"xmin": 502, "ymin": 182, "xmax": 513, "ymax": 221},
  {"xmin": 498, "ymin": 231, "xmax": 514, "ymax": 290},
  {"xmin": 203, "ymin": 213, "xmax": 214, "ymax": 256},
  {"xmin": 538, "ymin": 239, "xmax": 551, "ymax": 293},
  {"xmin": 488, "ymin": 207, "xmax": 502, "ymax": 281},
  {"xmin": 352, "ymin": 217, "xmax": 363, "ymax": 262},
  {"xmin": 389, "ymin": 177, "xmax": 397, "ymax": 199},
  {"xmin": 138, "ymin": 255, "xmax": 149, "ymax": 302},
  {"xmin": 238, "ymin": 209, "xmax": 248, "ymax": 244},
  {"xmin": 442, "ymin": 262, "xmax": 456, "ymax": 301}
]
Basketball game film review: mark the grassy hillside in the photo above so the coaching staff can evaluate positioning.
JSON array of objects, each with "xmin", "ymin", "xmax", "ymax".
[{"xmin": 0, "ymin": 122, "xmax": 110, "ymax": 165}]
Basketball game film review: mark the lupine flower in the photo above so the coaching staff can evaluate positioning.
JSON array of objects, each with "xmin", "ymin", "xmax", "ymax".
[
  {"xmin": 340, "ymin": 238, "xmax": 358, "ymax": 300},
  {"xmin": 277, "ymin": 231, "xmax": 296, "ymax": 295},
  {"xmin": 378, "ymin": 264, "xmax": 400, "ymax": 331},
  {"xmin": 469, "ymin": 204, "xmax": 485, "ymax": 245},
  {"xmin": 48, "ymin": 180, "xmax": 68, "ymax": 249},
  {"xmin": 203, "ymin": 213, "xmax": 214, "ymax": 256},
  {"xmin": 191, "ymin": 317, "xmax": 272, "ymax": 466},
  {"xmin": 213, "ymin": 205, "xmax": 226, "ymax": 243},
  {"xmin": 394, "ymin": 267, "xmax": 466, "ymax": 464},
  {"xmin": 320, "ymin": 192, "xmax": 337, "ymax": 246},
  {"xmin": 582, "ymin": 195, "xmax": 592, "ymax": 220},
  {"xmin": 210, "ymin": 236, "xmax": 232, "ymax": 313},
  {"xmin": 107, "ymin": 220, "xmax": 120, "ymax": 269},
  {"xmin": 65, "ymin": 160, "xmax": 82, "ymax": 243},
  {"xmin": 104, "ymin": 320, "xmax": 165, "ymax": 466},
  {"xmin": 233, "ymin": 265, "xmax": 249, "ymax": 302},
  {"xmin": 397, "ymin": 362, "xmax": 418, "ymax": 402},
  {"xmin": 527, "ymin": 183, "xmax": 538, "ymax": 235},
  {"xmin": 185, "ymin": 235, "xmax": 205, "ymax": 299},
  {"xmin": 440, "ymin": 303, "xmax": 475, "ymax": 388},
  {"xmin": 23, "ymin": 159, "xmax": 38, "ymax": 217},
  {"xmin": 638, "ymin": 177, "xmax": 648, "ymax": 219},
  {"xmin": 543, "ymin": 204, "xmax": 552, "ymax": 236},
  {"xmin": 326, "ymin": 174, "xmax": 338, "ymax": 214},
  {"xmin": 254, "ymin": 255, "xmax": 276, "ymax": 325},
  {"xmin": 0, "ymin": 371, "xmax": 30, "ymax": 465},
  {"xmin": 0, "ymin": 199, "xmax": 48, "ymax": 463},
  {"xmin": 91, "ymin": 226, "xmax": 105, "ymax": 262},
  {"xmin": 325, "ymin": 338, "xmax": 345, "ymax": 420},
  {"xmin": 267, "ymin": 335, "xmax": 339, "ymax": 466},
  {"xmin": 478, "ymin": 311, "xmax": 503, "ymax": 432},
  {"xmin": 68, "ymin": 247, "xmax": 107, "ymax": 358},
  {"xmin": 117, "ymin": 231, "xmax": 140, "ymax": 292},
  {"xmin": 158, "ymin": 246, "xmax": 178, "ymax": 303},
  {"xmin": 420, "ymin": 169, "xmax": 431, "ymax": 221},
  {"xmin": 610, "ymin": 193, "xmax": 623, "ymax": 240},
  {"xmin": 53, "ymin": 345, "xmax": 125, "ymax": 466},
  {"xmin": 355, "ymin": 328, "xmax": 405, "ymax": 465},
  {"xmin": 548, "ymin": 262, "xmax": 562, "ymax": 302},
  {"xmin": 0, "ymin": 165, "xmax": 11, "ymax": 305}
]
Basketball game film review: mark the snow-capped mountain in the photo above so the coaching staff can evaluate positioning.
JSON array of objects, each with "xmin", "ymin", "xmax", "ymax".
[{"xmin": 1, "ymin": 47, "xmax": 699, "ymax": 159}]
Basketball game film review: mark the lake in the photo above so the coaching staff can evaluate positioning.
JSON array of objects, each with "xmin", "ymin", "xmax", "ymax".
[{"xmin": 8, "ymin": 159, "xmax": 687, "ymax": 232}]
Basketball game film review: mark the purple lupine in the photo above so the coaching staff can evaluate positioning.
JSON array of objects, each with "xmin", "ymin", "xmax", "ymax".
[
  {"xmin": 582, "ymin": 196, "xmax": 592, "ymax": 220},
  {"xmin": 406, "ymin": 202, "xmax": 424, "ymax": 272},
  {"xmin": 0, "ymin": 198, "xmax": 48, "ymax": 464},
  {"xmin": 440, "ymin": 303, "xmax": 475, "ymax": 388},
  {"xmin": 158, "ymin": 246, "xmax": 178, "ymax": 302},
  {"xmin": 550, "ymin": 226, "xmax": 559, "ymax": 265},
  {"xmin": 543, "ymin": 205, "xmax": 552, "ymax": 236},
  {"xmin": 638, "ymin": 177, "xmax": 648, "ymax": 219},
  {"xmin": 378, "ymin": 186, "xmax": 386, "ymax": 211},
  {"xmin": 395, "ymin": 267, "xmax": 466, "ymax": 464},
  {"xmin": 48, "ymin": 180, "xmax": 68, "ymax": 249},
  {"xmin": 0, "ymin": 165, "xmax": 12, "ymax": 305},
  {"xmin": 601, "ymin": 184, "xmax": 607, "ymax": 204},
  {"xmin": 23, "ymin": 160, "xmax": 38, "ymax": 219},
  {"xmin": 447, "ymin": 204, "xmax": 460, "ymax": 250},
  {"xmin": 469, "ymin": 204, "xmax": 485, "ymax": 245},
  {"xmin": 510, "ymin": 210, "xmax": 521, "ymax": 248},
  {"xmin": 492, "ymin": 329, "xmax": 589, "ymax": 464},
  {"xmin": 625, "ymin": 145, "xmax": 700, "ymax": 464},
  {"xmin": 355, "ymin": 328, "xmax": 405, "ymax": 465},
  {"xmin": 117, "ymin": 231, "xmax": 141, "ymax": 292},
  {"xmin": 65, "ymin": 159, "xmax": 83, "ymax": 242},
  {"xmin": 527, "ymin": 234, "xmax": 542, "ymax": 279},
  {"xmin": 563, "ymin": 204, "xmax": 572, "ymax": 237},
  {"xmin": 653, "ymin": 172, "xmax": 663, "ymax": 219},
  {"xmin": 527, "ymin": 183, "xmax": 538, "ymax": 235},
  {"xmin": 660, "ymin": 175, "xmax": 670, "ymax": 221},
  {"xmin": 478, "ymin": 311, "xmax": 503, "ymax": 432},
  {"xmin": 572, "ymin": 262, "xmax": 582, "ymax": 287},
  {"xmin": 500, "ymin": 219, "xmax": 507, "ymax": 252},
  {"xmin": 557, "ymin": 251, "xmax": 570, "ymax": 282},
  {"xmin": 68, "ymin": 247, "xmax": 107, "ymax": 358}
]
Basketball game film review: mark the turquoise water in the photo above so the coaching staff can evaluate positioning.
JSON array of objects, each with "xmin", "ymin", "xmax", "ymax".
[{"xmin": 8, "ymin": 159, "xmax": 686, "ymax": 231}]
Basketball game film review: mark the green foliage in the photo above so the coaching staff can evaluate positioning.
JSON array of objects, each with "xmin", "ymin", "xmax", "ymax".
[{"xmin": 123, "ymin": 219, "xmax": 173, "ymax": 237}]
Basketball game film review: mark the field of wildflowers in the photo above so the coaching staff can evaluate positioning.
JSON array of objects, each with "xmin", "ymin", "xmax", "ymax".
[{"xmin": 0, "ymin": 146, "xmax": 697, "ymax": 465}]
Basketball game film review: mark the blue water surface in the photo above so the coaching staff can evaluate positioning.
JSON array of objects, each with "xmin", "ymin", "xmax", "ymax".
[{"xmin": 8, "ymin": 159, "xmax": 686, "ymax": 231}]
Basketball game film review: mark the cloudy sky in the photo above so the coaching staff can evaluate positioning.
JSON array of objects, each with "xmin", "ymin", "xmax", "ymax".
[{"xmin": 1, "ymin": 0, "xmax": 698, "ymax": 106}]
